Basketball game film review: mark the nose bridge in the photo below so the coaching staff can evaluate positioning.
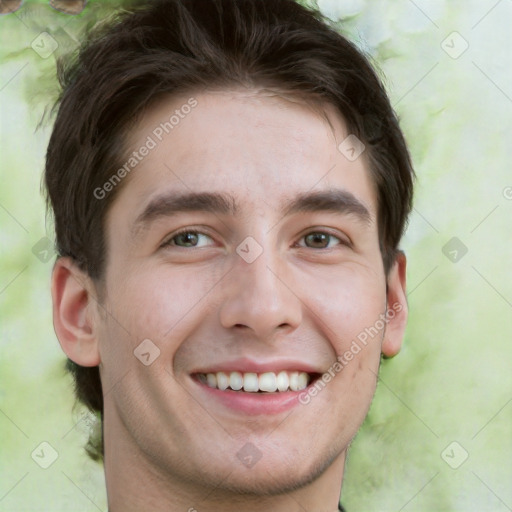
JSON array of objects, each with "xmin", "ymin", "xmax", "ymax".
[
  {"xmin": 241, "ymin": 247, "xmax": 282, "ymax": 305},
  {"xmin": 219, "ymin": 239, "xmax": 302, "ymax": 338}
]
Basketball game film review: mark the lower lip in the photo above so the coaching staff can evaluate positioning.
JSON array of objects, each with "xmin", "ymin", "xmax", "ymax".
[{"xmin": 193, "ymin": 379, "xmax": 307, "ymax": 415}]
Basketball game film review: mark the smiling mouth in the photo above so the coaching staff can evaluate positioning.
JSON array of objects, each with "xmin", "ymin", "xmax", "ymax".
[{"xmin": 194, "ymin": 370, "xmax": 319, "ymax": 393}]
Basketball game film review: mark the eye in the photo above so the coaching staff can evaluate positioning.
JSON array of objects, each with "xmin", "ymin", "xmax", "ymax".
[
  {"xmin": 161, "ymin": 228, "xmax": 349, "ymax": 250},
  {"xmin": 297, "ymin": 230, "xmax": 347, "ymax": 249},
  {"xmin": 161, "ymin": 229, "xmax": 214, "ymax": 249}
]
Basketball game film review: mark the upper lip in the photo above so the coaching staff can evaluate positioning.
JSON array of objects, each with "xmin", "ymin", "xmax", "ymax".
[{"xmin": 191, "ymin": 357, "xmax": 322, "ymax": 375}]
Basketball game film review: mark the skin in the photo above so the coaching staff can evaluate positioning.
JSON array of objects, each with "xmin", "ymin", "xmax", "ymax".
[{"xmin": 51, "ymin": 88, "xmax": 407, "ymax": 512}]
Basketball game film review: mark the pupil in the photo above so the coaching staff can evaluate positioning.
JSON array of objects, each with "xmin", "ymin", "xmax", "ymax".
[
  {"xmin": 308, "ymin": 233, "xmax": 327, "ymax": 247},
  {"xmin": 180, "ymin": 233, "xmax": 197, "ymax": 245}
]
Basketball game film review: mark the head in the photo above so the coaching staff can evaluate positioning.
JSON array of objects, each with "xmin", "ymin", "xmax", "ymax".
[{"xmin": 46, "ymin": 0, "xmax": 413, "ymax": 501}]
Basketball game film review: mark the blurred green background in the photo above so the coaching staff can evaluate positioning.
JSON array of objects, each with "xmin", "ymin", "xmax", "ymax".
[{"xmin": 1, "ymin": 1, "xmax": 511, "ymax": 510}]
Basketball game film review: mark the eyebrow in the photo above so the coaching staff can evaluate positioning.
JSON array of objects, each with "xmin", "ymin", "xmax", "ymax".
[{"xmin": 131, "ymin": 189, "xmax": 371, "ymax": 238}]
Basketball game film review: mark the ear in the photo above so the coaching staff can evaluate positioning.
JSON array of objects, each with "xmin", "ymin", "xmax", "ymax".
[
  {"xmin": 381, "ymin": 251, "xmax": 408, "ymax": 358},
  {"xmin": 51, "ymin": 257, "xmax": 101, "ymax": 366}
]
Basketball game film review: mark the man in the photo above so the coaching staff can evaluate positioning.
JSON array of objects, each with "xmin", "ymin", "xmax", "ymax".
[{"xmin": 45, "ymin": 0, "xmax": 414, "ymax": 510}]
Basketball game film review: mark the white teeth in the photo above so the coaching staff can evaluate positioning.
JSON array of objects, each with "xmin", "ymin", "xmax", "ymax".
[
  {"xmin": 243, "ymin": 372, "xmax": 259, "ymax": 392},
  {"xmin": 199, "ymin": 370, "xmax": 311, "ymax": 392},
  {"xmin": 276, "ymin": 371, "xmax": 289, "ymax": 392},
  {"xmin": 297, "ymin": 372, "xmax": 309, "ymax": 390},
  {"xmin": 289, "ymin": 371, "xmax": 299, "ymax": 391},
  {"xmin": 230, "ymin": 371, "xmax": 243, "ymax": 391},
  {"xmin": 259, "ymin": 372, "xmax": 277, "ymax": 392},
  {"xmin": 206, "ymin": 373, "xmax": 217, "ymax": 389},
  {"xmin": 216, "ymin": 371, "xmax": 229, "ymax": 391}
]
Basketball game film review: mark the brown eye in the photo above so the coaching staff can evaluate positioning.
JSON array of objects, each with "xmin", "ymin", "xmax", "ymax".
[
  {"xmin": 300, "ymin": 231, "xmax": 345, "ymax": 249},
  {"xmin": 162, "ymin": 230, "xmax": 213, "ymax": 248}
]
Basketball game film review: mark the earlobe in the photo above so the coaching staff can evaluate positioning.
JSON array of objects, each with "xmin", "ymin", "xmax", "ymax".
[
  {"xmin": 51, "ymin": 257, "xmax": 101, "ymax": 367},
  {"xmin": 381, "ymin": 251, "xmax": 408, "ymax": 358}
]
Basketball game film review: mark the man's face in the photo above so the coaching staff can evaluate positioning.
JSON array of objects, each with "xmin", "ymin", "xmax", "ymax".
[{"xmin": 95, "ymin": 89, "xmax": 395, "ymax": 495}]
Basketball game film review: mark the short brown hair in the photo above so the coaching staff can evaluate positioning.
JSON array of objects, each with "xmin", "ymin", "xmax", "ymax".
[{"xmin": 45, "ymin": 0, "xmax": 414, "ymax": 461}]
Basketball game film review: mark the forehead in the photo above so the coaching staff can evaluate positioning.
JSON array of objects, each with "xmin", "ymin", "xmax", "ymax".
[{"xmin": 108, "ymin": 88, "xmax": 377, "ymax": 228}]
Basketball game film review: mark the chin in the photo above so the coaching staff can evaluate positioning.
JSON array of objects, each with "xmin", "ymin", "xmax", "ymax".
[{"xmin": 203, "ymin": 444, "xmax": 342, "ymax": 497}]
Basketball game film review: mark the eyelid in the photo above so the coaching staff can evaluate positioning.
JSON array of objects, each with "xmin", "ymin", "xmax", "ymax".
[{"xmin": 297, "ymin": 224, "xmax": 352, "ymax": 243}]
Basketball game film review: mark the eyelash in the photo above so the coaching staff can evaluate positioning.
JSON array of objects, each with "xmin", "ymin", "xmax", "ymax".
[{"xmin": 161, "ymin": 228, "xmax": 349, "ymax": 250}]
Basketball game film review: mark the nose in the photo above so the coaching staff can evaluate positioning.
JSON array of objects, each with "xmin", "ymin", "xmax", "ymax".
[{"xmin": 219, "ymin": 245, "xmax": 302, "ymax": 341}]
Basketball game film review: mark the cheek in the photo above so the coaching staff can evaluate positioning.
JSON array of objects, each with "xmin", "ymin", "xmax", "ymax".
[
  {"xmin": 300, "ymin": 264, "xmax": 386, "ymax": 351},
  {"xmin": 103, "ymin": 262, "xmax": 222, "ymax": 345},
  {"xmin": 97, "ymin": 265, "xmax": 216, "ymax": 394}
]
